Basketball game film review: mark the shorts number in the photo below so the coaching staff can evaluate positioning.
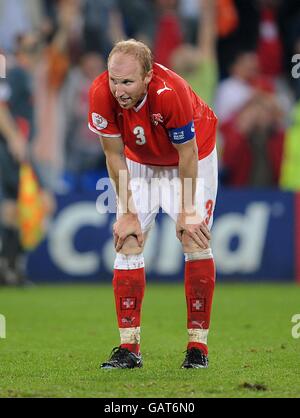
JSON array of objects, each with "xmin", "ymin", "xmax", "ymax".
[
  {"xmin": 205, "ymin": 199, "xmax": 214, "ymax": 225},
  {"xmin": 133, "ymin": 126, "xmax": 146, "ymax": 145}
]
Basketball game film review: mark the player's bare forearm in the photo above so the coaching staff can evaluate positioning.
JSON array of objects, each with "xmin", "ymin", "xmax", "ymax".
[
  {"xmin": 100, "ymin": 136, "xmax": 137, "ymax": 216},
  {"xmin": 174, "ymin": 138, "xmax": 198, "ymax": 214},
  {"xmin": 105, "ymin": 152, "xmax": 126, "ymax": 194},
  {"xmin": 173, "ymin": 139, "xmax": 210, "ymax": 248},
  {"xmin": 99, "ymin": 136, "xmax": 143, "ymax": 250}
]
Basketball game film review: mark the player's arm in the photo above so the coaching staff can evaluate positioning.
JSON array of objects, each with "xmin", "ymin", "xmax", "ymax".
[
  {"xmin": 161, "ymin": 74, "xmax": 211, "ymax": 248},
  {"xmin": 198, "ymin": 0, "xmax": 216, "ymax": 61},
  {"xmin": 173, "ymin": 138, "xmax": 198, "ymax": 213},
  {"xmin": 99, "ymin": 135, "xmax": 143, "ymax": 251},
  {"xmin": 173, "ymin": 139, "xmax": 210, "ymax": 249},
  {"xmin": 0, "ymin": 101, "xmax": 27, "ymax": 162}
]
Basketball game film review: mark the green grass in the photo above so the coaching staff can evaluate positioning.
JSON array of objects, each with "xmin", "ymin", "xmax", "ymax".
[{"xmin": 0, "ymin": 283, "xmax": 299, "ymax": 398}]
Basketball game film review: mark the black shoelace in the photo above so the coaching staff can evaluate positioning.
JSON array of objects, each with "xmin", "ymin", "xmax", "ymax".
[
  {"xmin": 109, "ymin": 346, "xmax": 131, "ymax": 362},
  {"xmin": 184, "ymin": 348, "xmax": 206, "ymax": 363}
]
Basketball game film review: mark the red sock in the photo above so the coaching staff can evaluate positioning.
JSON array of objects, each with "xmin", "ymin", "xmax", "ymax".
[
  {"xmin": 113, "ymin": 268, "xmax": 145, "ymax": 354},
  {"xmin": 185, "ymin": 258, "xmax": 215, "ymax": 355}
]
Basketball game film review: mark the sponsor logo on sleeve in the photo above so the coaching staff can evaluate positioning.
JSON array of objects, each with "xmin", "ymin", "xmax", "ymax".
[{"xmin": 92, "ymin": 113, "xmax": 108, "ymax": 130}]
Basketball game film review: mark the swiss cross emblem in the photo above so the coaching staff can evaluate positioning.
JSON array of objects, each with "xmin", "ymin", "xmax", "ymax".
[
  {"xmin": 121, "ymin": 297, "xmax": 136, "ymax": 310},
  {"xmin": 191, "ymin": 298, "xmax": 205, "ymax": 312},
  {"xmin": 151, "ymin": 113, "xmax": 164, "ymax": 126}
]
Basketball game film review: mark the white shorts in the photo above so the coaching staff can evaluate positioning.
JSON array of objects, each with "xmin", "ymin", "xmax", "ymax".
[{"xmin": 117, "ymin": 148, "xmax": 218, "ymax": 233}]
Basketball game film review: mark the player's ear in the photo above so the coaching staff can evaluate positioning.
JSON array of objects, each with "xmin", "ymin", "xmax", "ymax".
[{"xmin": 144, "ymin": 69, "xmax": 153, "ymax": 86}]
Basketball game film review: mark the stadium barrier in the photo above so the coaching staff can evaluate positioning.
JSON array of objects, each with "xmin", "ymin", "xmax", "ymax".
[{"xmin": 27, "ymin": 189, "xmax": 299, "ymax": 283}]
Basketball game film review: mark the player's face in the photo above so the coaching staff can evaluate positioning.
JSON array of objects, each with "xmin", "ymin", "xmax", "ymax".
[{"xmin": 108, "ymin": 53, "xmax": 152, "ymax": 109}]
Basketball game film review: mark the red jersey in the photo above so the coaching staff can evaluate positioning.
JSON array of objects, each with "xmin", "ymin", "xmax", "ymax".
[{"xmin": 88, "ymin": 63, "xmax": 217, "ymax": 166}]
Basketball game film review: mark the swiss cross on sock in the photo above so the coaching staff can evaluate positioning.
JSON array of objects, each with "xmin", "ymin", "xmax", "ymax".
[
  {"xmin": 121, "ymin": 297, "xmax": 136, "ymax": 310},
  {"xmin": 191, "ymin": 298, "xmax": 206, "ymax": 312}
]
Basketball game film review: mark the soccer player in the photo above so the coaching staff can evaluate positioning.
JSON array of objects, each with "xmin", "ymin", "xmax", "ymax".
[{"xmin": 88, "ymin": 39, "xmax": 218, "ymax": 369}]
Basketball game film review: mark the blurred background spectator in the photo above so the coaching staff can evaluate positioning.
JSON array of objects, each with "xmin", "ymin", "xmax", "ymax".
[
  {"xmin": 0, "ymin": 33, "xmax": 55, "ymax": 285},
  {"xmin": 170, "ymin": 0, "xmax": 217, "ymax": 106},
  {"xmin": 0, "ymin": 0, "xmax": 44, "ymax": 53},
  {"xmin": 1, "ymin": 0, "xmax": 300, "ymax": 272},
  {"xmin": 63, "ymin": 51, "xmax": 106, "ymax": 191},
  {"xmin": 83, "ymin": 0, "xmax": 124, "ymax": 58},
  {"xmin": 117, "ymin": 0, "xmax": 155, "ymax": 46},
  {"xmin": 153, "ymin": 0, "xmax": 183, "ymax": 68}
]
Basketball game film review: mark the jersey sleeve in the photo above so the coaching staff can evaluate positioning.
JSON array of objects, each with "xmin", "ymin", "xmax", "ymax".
[
  {"xmin": 88, "ymin": 79, "xmax": 121, "ymax": 138},
  {"xmin": 161, "ymin": 82, "xmax": 195, "ymax": 145}
]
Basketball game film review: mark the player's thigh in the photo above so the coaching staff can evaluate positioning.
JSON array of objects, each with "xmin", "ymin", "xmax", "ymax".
[
  {"xmin": 162, "ymin": 147, "xmax": 218, "ymax": 230},
  {"xmin": 195, "ymin": 147, "xmax": 218, "ymax": 230},
  {"xmin": 115, "ymin": 159, "xmax": 159, "ymax": 254},
  {"xmin": 181, "ymin": 148, "xmax": 218, "ymax": 253},
  {"xmin": 119, "ymin": 159, "xmax": 160, "ymax": 234}
]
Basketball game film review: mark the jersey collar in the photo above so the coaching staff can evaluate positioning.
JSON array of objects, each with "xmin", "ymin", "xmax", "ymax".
[{"xmin": 133, "ymin": 93, "xmax": 148, "ymax": 112}]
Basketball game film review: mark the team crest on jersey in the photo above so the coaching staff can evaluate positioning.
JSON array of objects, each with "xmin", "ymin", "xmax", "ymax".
[
  {"xmin": 92, "ymin": 113, "xmax": 108, "ymax": 130},
  {"xmin": 151, "ymin": 113, "xmax": 164, "ymax": 126}
]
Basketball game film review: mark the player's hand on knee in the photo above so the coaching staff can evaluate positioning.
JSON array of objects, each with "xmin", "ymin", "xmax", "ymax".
[
  {"xmin": 176, "ymin": 212, "xmax": 211, "ymax": 249},
  {"xmin": 113, "ymin": 213, "xmax": 144, "ymax": 252}
]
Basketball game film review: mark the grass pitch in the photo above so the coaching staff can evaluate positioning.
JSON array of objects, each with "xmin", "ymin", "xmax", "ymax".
[{"xmin": 0, "ymin": 282, "xmax": 299, "ymax": 398}]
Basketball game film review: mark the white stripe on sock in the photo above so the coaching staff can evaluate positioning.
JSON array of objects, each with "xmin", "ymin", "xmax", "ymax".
[
  {"xmin": 114, "ymin": 253, "xmax": 144, "ymax": 270},
  {"xmin": 120, "ymin": 327, "xmax": 141, "ymax": 344},
  {"xmin": 188, "ymin": 329, "xmax": 209, "ymax": 345},
  {"xmin": 184, "ymin": 248, "xmax": 213, "ymax": 261}
]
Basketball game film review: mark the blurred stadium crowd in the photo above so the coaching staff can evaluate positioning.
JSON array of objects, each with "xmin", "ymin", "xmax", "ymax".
[
  {"xmin": 0, "ymin": 0, "xmax": 300, "ymax": 284},
  {"xmin": 1, "ymin": 0, "xmax": 300, "ymax": 192}
]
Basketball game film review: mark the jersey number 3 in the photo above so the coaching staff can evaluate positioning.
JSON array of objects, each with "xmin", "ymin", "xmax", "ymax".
[{"xmin": 133, "ymin": 126, "xmax": 147, "ymax": 145}]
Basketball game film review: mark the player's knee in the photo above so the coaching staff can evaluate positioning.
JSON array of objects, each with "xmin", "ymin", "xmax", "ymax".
[
  {"xmin": 119, "ymin": 235, "xmax": 143, "ymax": 255},
  {"xmin": 181, "ymin": 231, "xmax": 212, "ymax": 255}
]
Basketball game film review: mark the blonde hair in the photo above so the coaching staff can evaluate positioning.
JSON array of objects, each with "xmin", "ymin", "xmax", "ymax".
[{"xmin": 108, "ymin": 39, "xmax": 153, "ymax": 76}]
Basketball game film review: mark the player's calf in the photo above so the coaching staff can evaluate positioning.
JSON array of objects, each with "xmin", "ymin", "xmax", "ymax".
[
  {"xmin": 181, "ymin": 232, "xmax": 215, "ymax": 366},
  {"xmin": 108, "ymin": 242, "xmax": 146, "ymax": 362}
]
